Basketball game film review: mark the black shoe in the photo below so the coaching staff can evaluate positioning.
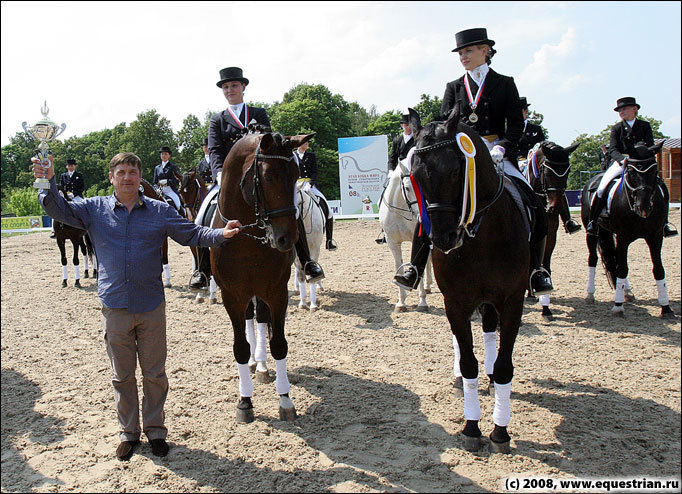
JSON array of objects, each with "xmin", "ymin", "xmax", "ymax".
[
  {"xmin": 304, "ymin": 262, "xmax": 325, "ymax": 283},
  {"xmin": 530, "ymin": 269, "xmax": 554, "ymax": 296},
  {"xmin": 49, "ymin": 232, "xmax": 56, "ymax": 239},
  {"xmin": 375, "ymin": 234, "xmax": 387, "ymax": 244},
  {"xmin": 149, "ymin": 438, "xmax": 169, "ymax": 457},
  {"xmin": 393, "ymin": 265, "xmax": 420, "ymax": 291},
  {"xmin": 326, "ymin": 239, "xmax": 338, "ymax": 251},
  {"xmin": 663, "ymin": 223, "xmax": 678, "ymax": 238},
  {"xmin": 189, "ymin": 272, "xmax": 208, "ymax": 292},
  {"xmin": 586, "ymin": 220, "xmax": 599, "ymax": 236},
  {"xmin": 116, "ymin": 440, "xmax": 140, "ymax": 461},
  {"xmin": 564, "ymin": 219, "xmax": 582, "ymax": 234}
]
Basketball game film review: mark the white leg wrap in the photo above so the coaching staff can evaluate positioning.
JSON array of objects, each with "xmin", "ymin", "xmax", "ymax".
[
  {"xmin": 452, "ymin": 335, "xmax": 462, "ymax": 378},
  {"xmin": 299, "ymin": 280, "xmax": 308, "ymax": 304},
  {"xmin": 656, "ymin": 279, "xmax": 669, "ymax": 306},
  {"xmin": 83, "ymin": 256, "xmax": 89, "ymax": 271},
  {"xmin": 237, "ymin": 363, "xmax": 253, "ymax": 398},
  {"xmin": 310, "ymin": 282, "xmax": 317, "ymax": 307},
  {"xmin": 245, "ymin": 319, "xmax": 256, "ymax": 358},
  {"xmin": 624, "ymin": 278, "xmax": 631, "ymax": 290},
  {"xmin": 209, "ymin": 276, "xmax": 217, "ymax": 296},
  {"xmin": 492, "ymin": 382, "xmax": 512, "ymax": 427},
  {"xmin": 539, "ymin": 294, "xmax": 550, "ymax": 307},
  {"xmin": 74, "ymin": 265, "xmax": 80, "ymax": 280},
  {"xmin": 483, "ymin": 332, "xmax": 498, "ymax": 376},
  {"xmin": 62, "ymin": 266, "xmax": 68, "ymax": 280},
  {"xmin": 615, "ymin": 277, "xmax": 627, "ymax": 304},
  {"xmin": 462, "ymin": 377, "xmax": 481, "ymax": 421},
  {"xmin": 587, "ymin": 266, "xmax": 596, "ymax": 294},
  {"xmin": 163, "ymin": 263, "xmax": 171, "ymax": 282},
  {"xmin": 255, "ymin": 323, "xmax": 268, "ymax": 362},
  {"xmin": 275, "ymin": 358, "xmax": 290, "ymax": 395}
]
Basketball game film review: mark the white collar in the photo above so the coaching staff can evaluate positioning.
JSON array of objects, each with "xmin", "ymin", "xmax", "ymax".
[
  {"xmin": 161, "ymin": 160, "xmax": 169, "ymax": 166},
  {"xmin": 625, "ymin": 118, "xmax": 636, "ymax": 127},
  {"xmin": 68, "ymin": 170, "xmax": 74, "ymax": 177},
  {"xmin": 467, "ymin": 63, "xmax": 489, "ymax": 86},
  {"xmin": 403, "ymin": 133, "xmax": 413, "ymax": 143},
  {"xmin": 229, "ymin": 102, "xmax": 244, "ymax": 115}
]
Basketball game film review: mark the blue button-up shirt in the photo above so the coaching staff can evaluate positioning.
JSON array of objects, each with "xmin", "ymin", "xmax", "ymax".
[{"xmin": 39, "ymin": 177, "xmax": 229, "ymax": 313}]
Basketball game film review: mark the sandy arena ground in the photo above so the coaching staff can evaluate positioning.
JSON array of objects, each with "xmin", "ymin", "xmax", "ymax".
[{"xmin": 1, "ymin": 211, "xmax": 680, "ymax": 493}]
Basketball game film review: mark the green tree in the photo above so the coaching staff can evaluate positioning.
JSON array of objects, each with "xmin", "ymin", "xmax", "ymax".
[
  {"xmin": 7, "ymin": 187, "xmax": 42, "ymax": 216},
  {"xmin": 365, "ymin": 110, "xmax": 402, "ymax": 139},
  {"xmin": 1, "ymin": 132, "xmax": 37, "ymax": 199},
  {"xmin": 176, "ymin": 114, "xmax": 208, "ymax": 171},
  {"xmin": 527, "ymin": 110, "xmax": 549, "ymax": 141},
  {"xmin": 412, "ymin": 93, "xmax": 443, "ymax": 124}
]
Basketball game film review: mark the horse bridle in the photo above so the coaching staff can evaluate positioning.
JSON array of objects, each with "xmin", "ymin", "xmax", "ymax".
[
  {"xmin": 535, "ymin": 152, "xmax": 571, "ymax": 195},
  {"xmin": 181, "ymin": 173, "xmax": 206, "ymax": 218},
  {"xmin": 378, "ymin": 169, "xmax": 419, "ymax": 221},
  {"xmin": 621, "ymin": 156, "xmax": 658, "ymax": 210},
  {"xmin": 219, "ymin": 142, "xmax": 297, "ymax": 245},
  {"xmin": 413, "ymin": 136, "xmax": 505, "ymax": 239}
]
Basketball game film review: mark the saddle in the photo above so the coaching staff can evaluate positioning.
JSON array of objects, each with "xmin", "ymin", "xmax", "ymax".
[{"xmin": 503, "ymin": 176, "xmax": 533, "ymax": 240}]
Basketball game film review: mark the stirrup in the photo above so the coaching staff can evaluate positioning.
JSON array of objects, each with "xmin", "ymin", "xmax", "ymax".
[
  {"xmin": 663, "ymin": 223, "xmax": 678, "ymax": 238},
  {"xmin": 326, "ymin": 239, "xmax": 338, "ymax": 251},
  {"xmin": 393, "ymin": 263, "xmax": 420, "ymax": 291},
  {"xmin": 188, "ymin": 270, "xmax": 209, "ymax": 293},
  {"xmin": 529, "ymin": 267, "xmax": 553, "ymax": 297},
  {"xmin": 304, "ymin": 262, "xmax": 325, "ymax": 283},
  {"xmin": 375, "ymin": 233, "xmax": 387, "ymax": 244}
]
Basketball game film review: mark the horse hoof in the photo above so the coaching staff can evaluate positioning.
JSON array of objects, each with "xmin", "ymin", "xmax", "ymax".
[
  {"xmin": 279, "ymin": 406, "xmax": 297, "ymax": 422},
  {"xmin": 453, "ymin": 377, "xmax": 463, "ymax": 397},
  {"xmin": 461, "ymin": 434, "xmax": 481, "ymax": 452},
  {"xmin": 489, "ymin": 439, "xmax": 511, "ymax": 454},
  {"xmin": 164, "ymin": 282, "xmax": 172, "ymax": 288},
  {"xmin": 236, "ymin": 407, "xmax": 254, "ymax": 423},
  {"xmin": 194, "ymin": 296, "xmax": 204, "ymax": 304},
  {"xmin": 84, "ymin": 271, "xmax": 89, "ymax": 279},
  {"xmin": 394, "ymin": 305, "xmax": 407, "ymax": 313},
  {"xmin": 248, "ymin": 360, "xmax": 257, "ymax": 372},
  {"xmin": 661, "ymin": 306, "xmax": 677, "ymax": 319},
  {"xmin": 310, "ymin": 305, "xmax": 318, "ymax": 313},
  {"xmin": 255, "ymin": 371, "xmax": 273, "ymax": 383},
  {"xmin": 298, "ymin": 303, "xmax": 307, "ymax": 310},
  {"xmin": 425, "ymin": 288, "xmax": 432, "ymax": 294},
  {"xmin": 208, "ymin": 297, "xmax": 217, "ymax": 305},
  {"xmin": 484, "ymin": 382, "xmax": 495, "ymax": 396},
  {"xmin": 74, "ymin": 280, "xmax": 82, "ymax": 288},
  {"xmin": 61, "ymin": 280, "xmax": 67, "ymax": 288},
  {"xmin": 586, "ymin": 293, "xmax": 595, "ymax": 304},
  {"xmin": 416, "ymin": 304, "xmax": 429, "ymax": 312},
  {"xmin": 611, "ymin": 306, "xmax": 625, "ymax": 317},
  {"xmin": 624, "ymin": 290, "xmax": 636, "ymax": 302},
  {"xmin": 542, "ymin": 313, "xmax": 555, "ymax": 322}
]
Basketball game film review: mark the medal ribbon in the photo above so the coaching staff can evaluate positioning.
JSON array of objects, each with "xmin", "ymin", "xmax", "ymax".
[
  {"xmin": 464, "ymin": 72, "xmax": 487, "ymax": 112},
  {"xmin": 456, "ymin": 133, "xmax": 477, "ymax": 228},
  {"xmin": 227, "ymin": 105, "xmax": 249, "ymax": 129}
]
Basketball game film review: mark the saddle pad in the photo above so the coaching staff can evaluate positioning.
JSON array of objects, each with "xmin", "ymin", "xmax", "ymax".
[
  {"xmin": 503, "ymin": 177, "xmax": 532, "ymax": 241},
  {"xmin": 606, "ymin": 178, "xmax": 622, "ymax": 215},
  {"xmin": 202, "ymin": 199, "xmax": 218, "ymax": 228}
]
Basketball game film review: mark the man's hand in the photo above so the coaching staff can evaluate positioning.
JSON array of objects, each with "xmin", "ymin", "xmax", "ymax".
[
  {"xmin": 222, "ymin": 219, "xmax": 242, "ymax": 239},
  {"xmin": 31, "ymin": 156, "xmax": 55, "ymax": 181}
]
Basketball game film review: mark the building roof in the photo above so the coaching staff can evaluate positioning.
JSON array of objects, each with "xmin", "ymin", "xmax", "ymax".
[{"xmin": 655, "ymin": 137, "xmax": 681, "ymax": 148}]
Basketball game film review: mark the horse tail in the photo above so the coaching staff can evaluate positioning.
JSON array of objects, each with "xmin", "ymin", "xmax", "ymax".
[{"xmin": 597, "ymin": 231, "xmax": 617, "ymax": 289}]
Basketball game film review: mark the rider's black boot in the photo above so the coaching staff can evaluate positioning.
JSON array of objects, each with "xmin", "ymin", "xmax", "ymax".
[
  {"xmin": 586, "ymin": 195, "xmax": 605, "ymax": 236},
  {"xmin": 296, "ymin": 217, "xmax": 325, "ymax": 283},
  {"xmin": 560, "ymin": 194, "xmax": 581, "ymax": 234},
  {"xmin": 325, "ymin": 217, "xmax": 337, "ymax": 250},
  {"xmin": 189, "ymin": 247, "xmax": 211, "ymax": 292},
  {"xmin": 664, "ymin": 223, "xmax": 679, "ymax": 238},
  {"xmin": 529, "ymin": 235, "xmax": 553, "ymax": 296},
  {"xmin": 393, "ymin": 225, "xmax": 430, "ymax": 291}
]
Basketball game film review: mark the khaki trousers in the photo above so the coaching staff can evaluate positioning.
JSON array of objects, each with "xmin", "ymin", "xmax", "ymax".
[{"xmin": 102, "ymin": 302, "xmax": 168, "ymax": 442}]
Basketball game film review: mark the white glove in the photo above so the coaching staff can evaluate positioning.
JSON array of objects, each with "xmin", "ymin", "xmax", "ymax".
[
  {"xmin": 490, "ymin": 145, "xmax": 505, "ymax": 164},
  {"xmin": 67, "ymin": 192, "xmax": 74, "ymax": 199},
  {"xmin": 159, "ymin": 179, "xmax": 168, "ymax": 186}
]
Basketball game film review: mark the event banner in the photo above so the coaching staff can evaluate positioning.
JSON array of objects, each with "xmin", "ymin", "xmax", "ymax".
[
  {"xmin": 337, "ymin": 135, "xmax": 388, "ymax": 215},
  {"xmin": 1, "ymin": 215, "xmax": 46, "ymax": 230}
]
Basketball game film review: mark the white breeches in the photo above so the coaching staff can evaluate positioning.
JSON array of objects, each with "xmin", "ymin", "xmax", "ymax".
[
  {"xmin": 299, "ymin": 182, "xmax": 331, "ymax": 219},
  {"xmin": 597, "ymin": 161, "xmax": 624, "ymax": 197},
  {"xmin": 195, "ymin": 183, "xmax": 219, "ymax": 226},
  {"xmin": 160, "ymin": 186, "xmax": 181, "ymax": 210}
]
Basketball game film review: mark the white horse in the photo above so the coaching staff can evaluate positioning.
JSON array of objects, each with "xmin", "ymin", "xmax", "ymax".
[
  {"xmin": 292, "ymin": 181, "xmax": 326, "ymax": 312},
  {"xmin": 379, "ymin": 159, "xmax": 432, "ymax": 312}
]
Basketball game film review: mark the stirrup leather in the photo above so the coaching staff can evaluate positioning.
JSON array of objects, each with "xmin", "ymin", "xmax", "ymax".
[{"xmin": 529, "ymin": 267, "xmax": 553, "ymax": 297}]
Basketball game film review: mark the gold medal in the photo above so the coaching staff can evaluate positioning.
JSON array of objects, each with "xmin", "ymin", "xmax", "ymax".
[{"xmin": 469, "ymin": 112, "xmax": 478, "ymax": 123}]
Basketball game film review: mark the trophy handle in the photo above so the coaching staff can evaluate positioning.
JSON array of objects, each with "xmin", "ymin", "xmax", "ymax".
[
  {"xmin": 21, "ymin": 122, "xmax": 35, "ymax": 139},
  {"xmin": 53, "ymin": 123, "xmax": 67, "ymax": 139}
]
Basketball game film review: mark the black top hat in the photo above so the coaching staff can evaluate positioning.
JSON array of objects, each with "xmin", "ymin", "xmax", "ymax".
[
  {"xmin": 159, "ymin": 146, "xmax": 172, "ymax": 154},
  {"xmin": 614, "ymin": 97, "xmax": 640, "ymax": 111},
  {"xmin": 66, "ymin": 159, "xmax": 77, "ymax": 165},
  {"xmin": 202, "ymin": 137, "xmax": 209, "ymax": 146},
  {"xmin": 216, "ymin": 67, "xmax": 249, "ymax": 88},
  {"xmin": 519, "ymin": 97, "xmax": 530, "ymax": 109},
  {"xmin": 400, "ymin": 114, "xmax": 410, "ymax": 124},
  {"xmin": 452, "ymin": 28, "xmax": 495, "ymax": 52}
]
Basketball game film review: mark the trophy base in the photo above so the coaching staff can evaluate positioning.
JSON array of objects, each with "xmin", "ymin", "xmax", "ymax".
[{"xmin": 33, "ymin": 179, "xmax": 50, "ymax": 190}]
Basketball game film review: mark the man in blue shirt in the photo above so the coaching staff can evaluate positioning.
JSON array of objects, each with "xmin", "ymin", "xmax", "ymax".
[{"xmin": 33, "ymin": 152, "xmax": 241, "ymax": 461}]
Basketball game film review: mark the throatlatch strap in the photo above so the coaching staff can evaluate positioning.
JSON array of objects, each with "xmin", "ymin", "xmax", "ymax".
[{"xmin": 456, "ymin": 133, "xmax": 477, "ymax": 228}]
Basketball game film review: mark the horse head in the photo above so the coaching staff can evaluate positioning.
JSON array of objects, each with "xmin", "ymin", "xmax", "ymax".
[
  {"xmin": 408, "ymin": 106, "xmax": 496, "ymax": 253},
  {"xmin": 624, "ymin": 141, "xmax": 664, "ymax": 218},
  {"xmin": 238, "ymin": 131, "xmax": 315, "ymax": 252},
  {"xmin": 532, "ymin": 141, "xmax": 578, "ymax": 215}
]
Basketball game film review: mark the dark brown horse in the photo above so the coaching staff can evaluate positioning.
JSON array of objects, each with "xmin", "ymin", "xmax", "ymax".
[
  {"xmin": 139, "ymin": 178, "xmax": 172, "ymax": 288},
  {"xmin": 210, "ymin": 128, "xmax": 313, "ymax": 423},
  {"xmin": 525, "ymin": 141, "xmax": 578, "ymax": 320},
  {"xmin": 580, "ymin": 141, "xmax": 675, "ymax": 318},
  {"xmin": 54, "ymin": 186, "xmax": 96, "ymax": 287},
  {"xmin": 407, "ymin": 107, "xmax": 528, "ymax": 454}
]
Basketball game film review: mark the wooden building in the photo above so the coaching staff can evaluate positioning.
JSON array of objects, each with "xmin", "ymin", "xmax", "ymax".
[{"xmin": 656, "ymin": 137, "xmax": 681, "ymax": 202}]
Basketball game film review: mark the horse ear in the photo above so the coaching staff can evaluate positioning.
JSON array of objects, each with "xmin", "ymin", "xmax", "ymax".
[
  {"xmin": 260, "ymin": 132, "xmax": 275, "ymax": 152},
  {"xmin": 444, "ymin": 104, "xmax": 459, "ymax": 135},
  {"xmin": 407, "ymin": 108, "xmax": 422, "ymax": 133},
  {"xmin": 565, "ymin": 143, "xmax": 579, "ymax": 155},
  {"xmin": 288, "ymin": 133, "xmax": 316, "ymax": 149},
  {"xmin": 649, "ymin": 140, "xmax": 664, "ymax": 156}
]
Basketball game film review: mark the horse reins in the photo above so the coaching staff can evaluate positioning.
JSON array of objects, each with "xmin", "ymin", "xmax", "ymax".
[{"xmin": 621, "ymin": 157, "xmax": 658, "ymax": 210}]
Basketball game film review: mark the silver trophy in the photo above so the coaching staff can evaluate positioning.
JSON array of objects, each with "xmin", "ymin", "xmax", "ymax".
[{"xmin": 22, "ymin": 101, "xmax": 66, "ymax": 189}]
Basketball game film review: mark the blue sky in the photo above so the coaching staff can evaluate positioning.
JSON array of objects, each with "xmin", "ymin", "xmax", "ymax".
[{"xmin": 2, "ymin": 1, "xmax": 680, "ymax": 150}]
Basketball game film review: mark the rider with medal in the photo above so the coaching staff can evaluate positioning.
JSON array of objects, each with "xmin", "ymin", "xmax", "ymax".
[
  {"xmin": 586, "ymin": 97, "xmax": 678, "ymax": 238},
  {"xmin": 394, "ymin": 27, "xmax": 554, "ymax": 297}
]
